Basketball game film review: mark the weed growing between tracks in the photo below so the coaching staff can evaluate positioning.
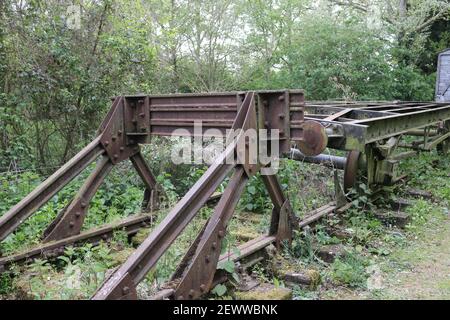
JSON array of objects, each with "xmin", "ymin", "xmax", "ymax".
[{"xmin": 0, "ymin": 149, "xmax": 448, "ymax": 299}]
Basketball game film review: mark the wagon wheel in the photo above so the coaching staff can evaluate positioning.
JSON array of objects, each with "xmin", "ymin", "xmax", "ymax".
[{"xmin": 343, "ymin": 150, "xmax": 361, "ymax": 193}]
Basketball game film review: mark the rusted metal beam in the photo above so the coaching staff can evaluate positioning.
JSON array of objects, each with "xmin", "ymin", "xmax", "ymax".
[
  {"xmin": 261, "ymin": 173, "xmax": 293, "ymax": 247},
  {"xmin": 304, "ymin": 102, "xmax": 450, "ymax": 151},
  {"xmin": 0, "ymin": 137, "xmax": 105, "ymax": 242},
  {"xmin": 218, "ymin": 235, "xmax": 276, "ymax": 265},
  {"xmin": 92, "ymin": 92, "xmax": 259, "ymax": 300},
  {"xmin": 174, "ymin": 167, "xmax": 248, "ymax": 300},
  {"xmin": 298, "ymin": 202, "xmax": 336, "ymax": 228},
  {"xmin": 288, "ymin": 148, "xmax": 346, "ymax": 170},
  {"xmin": 130, "ymin": 152, "xmax": 160, "ymax": 211},
  {"xmin": 90, "ymin": 92, "xmax": 303, "ymax": 300},
  {"xmin": 324, "ymin": 108, "xmax": 353, "ymax": 121},
  {"xmin": 152, "ymin": 201, "xmax": 345, "ymax": 300},
  {"xmin": 43, "ymin": 155, "xmax": 113, "ymax": 242},
  {"xmin": 0, "ymin": 193, "xmax": 230, "ymax": 271},
  {"xmin": 4, "ymin": 89, "xmax": 450, "ymax": 302},
  {"xmin": 355, "ymin": 105, "xmax": 450, "ymax": 143},
  {"xmin": 0, "ymin": 214, "xmax": 153, "ymax": 272},
  {"xmin": 92, "ymin": 149, "xmax": 235, "ymax": 299}
]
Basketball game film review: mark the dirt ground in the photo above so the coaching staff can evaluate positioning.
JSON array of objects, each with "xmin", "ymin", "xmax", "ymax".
[
  {"xmin": 322, "ymin": 203, "xmax": 450, "ymax": 300},
  {"xmin": 380, "ymin": 212, "xmax": 450, "ymax": 299}
]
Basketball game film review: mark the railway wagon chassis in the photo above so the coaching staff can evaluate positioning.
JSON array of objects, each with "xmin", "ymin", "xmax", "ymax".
[{"xmin": 0, "ymin": 90, "xmax": 449, "ymax": 300}]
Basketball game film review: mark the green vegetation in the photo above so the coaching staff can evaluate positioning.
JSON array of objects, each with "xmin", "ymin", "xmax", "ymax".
[
  {"xmin": 1, "ymin": 0, "xmax": 449, "ymax": 173},
  {"xmin": 241, "ymin": 150, "xmax": 449, "ymax": 299},
  {"xmin": 0, "ymin": 165, "xmax": 144, "ymax": 255},
  {"xmin": 0, "ymin": 0, "xmax": 449, "ymax": 300},
  {"xmin": 0, "ymin": 149, "xmax": 448, "ymax": 299}
]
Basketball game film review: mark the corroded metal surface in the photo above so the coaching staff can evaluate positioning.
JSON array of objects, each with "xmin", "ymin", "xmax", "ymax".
[
  {"xmin": 1, "ymin": 89, "xmax": 450, "ymax": 300},
  {"xmin": 344, "ymin": 151, "xmax": 361, "ymax": 192},
  {"xmin": 0, "ymin": 214, "xmax": 154, "ymax": 271}
]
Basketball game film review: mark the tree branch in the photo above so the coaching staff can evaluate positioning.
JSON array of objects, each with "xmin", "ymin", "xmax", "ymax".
[
  {"xmin": 331, "ymin": 0, "xmax": 368, "ymax": 13},
  {"xmin": 331, "ymin": 0, "xmax": 396, "ymax": 25},
  {"xmin": 413, "ymin": 6, "xmax": 450, "ymax": 33}
]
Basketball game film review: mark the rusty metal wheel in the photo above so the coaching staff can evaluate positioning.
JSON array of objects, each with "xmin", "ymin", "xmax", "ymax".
[
  {"xmin": 297, "ymin": 120, "xmax": 328, "ymax": 156},
  {"xmin": 344, "ymin": 150, "xmax": 361, "ymax": 193}
]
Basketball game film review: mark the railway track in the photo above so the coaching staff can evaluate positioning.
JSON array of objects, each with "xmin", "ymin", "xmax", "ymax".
[
  {"xmin": 0, "ymin": 90, "xmax": 448, "ymax": 300},
  {"xmin": 0, "ymin": 200, "xmax": 340, "ymax": 273}
]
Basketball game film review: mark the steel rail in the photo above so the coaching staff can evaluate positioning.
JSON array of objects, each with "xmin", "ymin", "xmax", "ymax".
[
  {"xmin": 0, "ymin": 137, "xmax": 105, "ymax": 242},
  {"xmin": 0, "ymin": 214, "xmax": 154, "ymax": 272}
]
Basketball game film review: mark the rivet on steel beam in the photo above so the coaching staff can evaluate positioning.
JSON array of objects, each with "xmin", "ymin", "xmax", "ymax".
[
  {"xmin": 81, "ymin": 202, "xmax": 87, "ymax": 208},
  {"xmin": 264, "ymin": 121, "xmax": 269, "ymax": 128},
  {"xmin": 102, "ymin": 234, "xmax": 108, "ymax": 240},
  {"xmin": 138, "ymin": 99, "xmax": 144, "ymax": 104},
  {"xmin": 139, "ymin": 113, "xmax": 145, "ymax": 118},
  {"xmin": 104, "ymin": 141, "xmax": 109, "ymax": 146},
  {"xmin": 218, "ymin": 230, "xmax": 225, "ymax": 238},
  {"xmin": 200, "ymin": 284, "xmax": 206, "ymax": 292},
  {"xmin": 112, "ymin": 136, "xmax": 117, "ymax": 141},
  {"xmin": 132, "ymin": 119, "xmax": 137, "ymax": 124},
  {"xmin": 114, "ymin": 154, "xmax": 119, "ymax": 160},
  {"xmin": 279, "ymin": 113, "xmax": 285, "ymax": 119},
  {"xmin": 278, "ymin": 95, "xmax": 285, "ymax": 101},
  {"xmin": 178, "ymin": 295, "xmax": 184, "ymax": 300},
  {"xmin": 205, "ymin": 255, "xmax": 210, "ymax": 263},
  {"xmin": 120, "ymin": 147, "xmax": 124, "ymax": 152},
  {"xmin": 189, "ymin": 289, "xmax": 195, "ymax": 297},
  {"xmin": 122, "ymin": 287, "xmax": 130, "ymax": 295},
  {"xmin": 212, "ymin": 242, "xmax": 217, "ymax": 250},
  {"xmin": 75, "ymin": 212, "xmax": 81, "ymax": 218},
  {"xmin": 118, "ymin": 130, "xmax": 123, "ymax": 136},
  {"xmin": 69, "ymin": 221, "xmax": 75, "ymax": 228}
]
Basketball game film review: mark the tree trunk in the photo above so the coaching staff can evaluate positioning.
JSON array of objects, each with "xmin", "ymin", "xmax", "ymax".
[{"xmin": 399, "ymin": 0, "xmax": 407, "ymax": 18}]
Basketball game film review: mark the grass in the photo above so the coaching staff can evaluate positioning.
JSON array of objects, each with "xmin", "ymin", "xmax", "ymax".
[
  {"xmin": 315, "ymin": 150, "xmax": 450, "ymax": 300},
  {"xmin": 0, "ymin": 147, "xmax": 448, "ymax": 300},
  {"xmin": 329, "ymin": 253, "xmax": 370, "ymax": 288}
]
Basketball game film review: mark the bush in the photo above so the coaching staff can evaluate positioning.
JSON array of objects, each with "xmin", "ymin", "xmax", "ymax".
[{"xmin": 330, "ymin": 253, "xmax": 369, "ymax": 288}]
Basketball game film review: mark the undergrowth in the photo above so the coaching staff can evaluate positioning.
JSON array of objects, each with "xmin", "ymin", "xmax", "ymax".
[{"xmin": 0, "ymin": 149, "xmax": 448, "ymax": 299}]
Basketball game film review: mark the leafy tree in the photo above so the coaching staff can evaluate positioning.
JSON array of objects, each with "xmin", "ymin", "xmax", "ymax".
[{"xmin": 0, "ymin": 0, "xmax": 443, "ymax": 173}]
